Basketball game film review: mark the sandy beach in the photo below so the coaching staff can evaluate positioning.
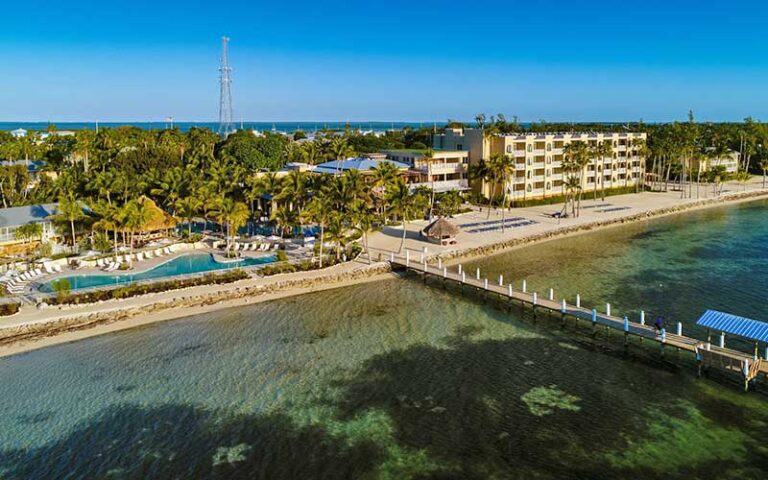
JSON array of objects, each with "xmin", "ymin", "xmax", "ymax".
[{"xmin": 1, "ymin": 178, "xmax": 766, "ymax": 358}]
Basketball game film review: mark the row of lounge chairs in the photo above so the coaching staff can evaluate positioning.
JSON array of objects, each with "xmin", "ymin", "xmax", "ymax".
[
  {"xmin": 96, "ymin": 247, "xmax": 175, "ymax": 271},
  {"xmin": 461, "ymin": 217, "xmax": 525, "ymax": 228},
  {"xmin": 598, "ymin": 206, "xmax": 631, "ymax": 213},
  {"xmin": 1, "ymin": 262, "xmax": 63, "ymax": 294},
  {"xmin": 231, "ymin": 242, "xmax": 279, "ymax": 252},
  {"xmin": 466, "ymin": 219, "xmax": 539, "ymax": 233}
]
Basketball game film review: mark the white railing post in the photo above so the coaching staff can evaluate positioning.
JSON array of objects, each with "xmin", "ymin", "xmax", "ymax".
[
  {"xmin": 592, "ymin": 309, "xmax": 597, "ymax": 325},
  {"xmin": 640, "ymin": 310, "xmax": 645, "ymax": 325},
  {"xmin": 438, "ymin": 258, "xmax": 442, "ymax": 269},
  {"xmin": 476, "ymin": 268, "xmax": 480, "ymax": 280},
  {"xmin": 508, "ymin": 284, "xmax": 513, "ymax": 296},
  {"xmin": 484, "ymin": 278, "xmax": 488, "ymax": 289},
  {"xmin": 498, "ymin": 274, "xmax": 503, "ymax": 286},
  {"xmin": 461, "ymin": 271, "xmax": 466, "ymax": 282},
  {"xmin": 561, "ymin": 299, "xmax": 566, "ymax": 313},
  {"xmin": 405, "ymin": 250, "xmax": 410, "ymax": 267},
  {"xmin": 458, "ymin": 264, "xmax": 462, "ymax": 275},
  {"xmin": 624, "ymin": 316, "xmax": 629, "ymax": 332},
  {"xmin": 549, "ymin": 288, "xmax": 554, "ymax": 301},
  {"xmin": 443, "ymin": 267, "xmax": 447, "ymax": 278},
  {"xmin": 390, "ymin": 252, "xmax": 394, "ymax": 262},
  {"xmin": 719, "ymin": 332, "xmax": 725, "ymax": 348},
  {"xmin": 576, "ymin": 294, "xmax": 581, "ymax": 308},
  {"xmin": 606, "ymin": 303, "xmax": 611, "ymax": 317},
  {"xmin": 522, "ymin": 280, "xmax": 527, "ymax": 293},
  {"xmin": 676, "ymin": 322, "xmax": 682, "ymax": 336},
  {"xmin": 532, "ymin": 292, "xmax": 538, "ymax": 305}
]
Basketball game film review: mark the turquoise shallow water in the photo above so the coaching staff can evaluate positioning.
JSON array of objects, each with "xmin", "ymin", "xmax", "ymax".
[
  {"xmin": 39, "ymin": 253, "xmax": 276, "ymax": 292},
  {"xmin": 2, "ymin": 200, "xmax": 767, "ymax": 479}
]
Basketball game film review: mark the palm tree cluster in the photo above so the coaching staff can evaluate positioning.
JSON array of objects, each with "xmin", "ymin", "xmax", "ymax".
[{"xmin": 0, "ymin": 125, "xmax": 440, "ymax": 256}]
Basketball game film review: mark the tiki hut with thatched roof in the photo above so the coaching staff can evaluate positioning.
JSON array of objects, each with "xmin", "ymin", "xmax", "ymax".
[
  {"xmin": 124, "ymin": 196, "xmax": 178, "ymax": 244},
  {"xmin": 421, "ymin": 217, "xmax": 459, "ymax": 245}
]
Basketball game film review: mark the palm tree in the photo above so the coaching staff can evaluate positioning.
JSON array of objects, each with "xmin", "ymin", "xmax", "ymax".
[
  {"xmin": 91, "ymin": 200, "xmax": 120, "ymax": 258},
  {"xmin": 176, "ymin": 195, "xmax": 203, "ymax": 238},
  {"xmin": 352, "ymin": 205, "xmax": 375, "ymax": 263},
  {"xmin": 386, "ymin": 178, "xmax": 414, "ymax": 254},
  {"xmin": 590, "ymin": 141, "xmax": 613, "ymax": 201},
  {"xmin": 563, "ymin": 142, "xmax": 589, "ymax": 217},
  {"xmin": 488, "ymin": 153, "xmax": 515, "ymax": 231},
  {"xmin": 760, "ymin": 159, "xmax": 768, "ymax": 189},
  {"xmin": 631, "ymin": 138, "xmax": 651, "ymax": 193},
  {"xmin": 271, "ymin": 206, "xmax": 299, "ymax": 239},
  {"xmin": 213, "ymin": 197, "xmax": 251, "ymax": 255},
  {"xmin": 52, "ymin": 193, "xmax": 86, "ymax": 253},
  {"xmin": 468, "ymin": 159, "xmax": 491, "ymax": 214},
  {"xmin": 14, "ymin": 222, "xmax": 43, "ymax": 248},
  {"xmin": 303, "ymin": 194, "xmax": 333, "ymax": 267}
]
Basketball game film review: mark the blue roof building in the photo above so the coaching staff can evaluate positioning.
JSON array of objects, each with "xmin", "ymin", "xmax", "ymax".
[{"xmin": 312, "ymin": 157, "xmax": 410, "ymax": 175}]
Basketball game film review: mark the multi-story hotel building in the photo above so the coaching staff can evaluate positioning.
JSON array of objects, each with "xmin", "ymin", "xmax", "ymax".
[
  {"xmin": 433, "ymin": 128, "xmax": 647, "ymax": 201},
  {"xmin": 384, "ymin": 150, "xmax": 470, "ymax": 193}
]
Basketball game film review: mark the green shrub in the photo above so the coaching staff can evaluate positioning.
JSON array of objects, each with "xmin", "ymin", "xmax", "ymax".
[
  {"xmin": 276, "ymin": 250, "xmax": 289, "ymax": 262},
  {"xmin": 50, "ymin": 278, "xmax": 71, "ymax": 303}
]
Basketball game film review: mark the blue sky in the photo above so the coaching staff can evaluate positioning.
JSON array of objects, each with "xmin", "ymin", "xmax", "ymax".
[{"xmin": 2, "ymin": 0, "xmax": 768, "ymax": 122}]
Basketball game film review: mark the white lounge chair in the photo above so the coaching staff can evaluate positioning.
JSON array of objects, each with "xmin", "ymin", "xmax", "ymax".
[
  {"xmin": 163, "ymin": 247, "xmax": 172, "ymax": 255},
  {"xmin": 95, "ymin": 259, "xmax": 104, "ymax": 268},
  {"xmin": 53, "ymin": 265, "xmax": 63, "ymax": 273},
  {"xmin": 271, "ymin": 244, "xmax": 280, "ymax": 251},
  {"xmin": 43, "ymin": 263, "xmax": 54, "ymax": 274}
]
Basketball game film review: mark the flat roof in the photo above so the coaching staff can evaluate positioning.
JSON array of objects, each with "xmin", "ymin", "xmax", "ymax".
[{"xmin": 313, "ymin": 158, "xmax": 409, "ymax": 174}]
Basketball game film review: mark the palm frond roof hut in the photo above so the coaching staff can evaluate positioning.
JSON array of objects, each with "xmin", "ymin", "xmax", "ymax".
[{"xmin": 421, "ymin": 217, "xmax": 460, "ymax": 245}]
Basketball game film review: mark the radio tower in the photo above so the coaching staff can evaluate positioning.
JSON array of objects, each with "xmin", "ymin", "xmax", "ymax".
[{"xmin": 218, "ymin": 36, "xmax": 234, "ymax": 138}]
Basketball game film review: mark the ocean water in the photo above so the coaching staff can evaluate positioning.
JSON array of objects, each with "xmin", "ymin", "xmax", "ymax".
[{"xmin": 0, "ymin": 200, "xmax": 767, "ymax": 479}]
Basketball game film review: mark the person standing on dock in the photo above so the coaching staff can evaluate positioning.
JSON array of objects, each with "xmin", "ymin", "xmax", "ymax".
[{"xmin": 654, "ymin": 316, "xmax": 664, "ymax": 333}]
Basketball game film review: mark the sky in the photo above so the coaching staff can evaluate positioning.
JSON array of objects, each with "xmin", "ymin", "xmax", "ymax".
[{"xmin": 2, "ymin": 0, "xmax": 768, "ymax": 123}]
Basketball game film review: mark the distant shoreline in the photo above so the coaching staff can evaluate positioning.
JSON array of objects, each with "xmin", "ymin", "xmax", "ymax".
[{"xmin": 0, "ymin": 187, "xmax": 766, "ymax": 359}]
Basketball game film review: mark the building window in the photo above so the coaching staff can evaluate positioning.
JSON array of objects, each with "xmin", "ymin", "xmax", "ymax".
[
  {"xmin": 546, "ymin": 143, "xmax": 552, "ymax": 151},
  {"xmin": 527, "ymin": 158, "xmax": 532, "ymax": 166},
  {"xmin": 526, "ymin": 171, "xmax": 532, "ymax": 179},
  {"xmin": 546, "ymin": 169, "xmax": 551, "ymax": 177},
  {"xmin": 527, "ymin": 145, "xmax": 533, "ymax": 153},
  {"xmin": 526, "ymin": 184, "xmax": 532, "ymax": 193},
  {"xmin": 456, "ymin": 144, "xmax": 463, "ymax": 150},
  {"xmin": 546, "ymin": 156, "xmax": 551, "ymax": 164},
  {"xmin": 546, "ymin": 182, "xmax": 551, "ymax": 190},
  {"xmin": 506, "ymin": 145, "xmax": 512, "ymax": 153}
]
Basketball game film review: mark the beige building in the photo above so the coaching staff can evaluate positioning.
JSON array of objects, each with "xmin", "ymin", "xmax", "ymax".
[
  {"xmin": 433, "ymin": 128, "xmax": 647, "ymax": 201},
  {"xmin": 692, "ymin": 149, "xmax": 739, "ymax": 175},
  {"xmin": 384, "ymin": 150, "xmax": 470, "ymax": 192}
]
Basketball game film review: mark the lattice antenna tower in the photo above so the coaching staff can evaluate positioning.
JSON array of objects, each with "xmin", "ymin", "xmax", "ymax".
[{"xmin": 218, "ymin": 36, "xmax": 234, "ymax": 138}]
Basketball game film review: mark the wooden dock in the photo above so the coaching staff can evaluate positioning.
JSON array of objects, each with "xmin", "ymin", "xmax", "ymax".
[{"xmin": 390, "ymin": 253, "xmax": 767, "ymax": 389}]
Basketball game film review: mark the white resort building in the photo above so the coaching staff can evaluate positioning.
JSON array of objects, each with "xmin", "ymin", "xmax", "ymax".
[{"xmin": 433, "ymin": 127, "xmax": 647, "ymax": 201}]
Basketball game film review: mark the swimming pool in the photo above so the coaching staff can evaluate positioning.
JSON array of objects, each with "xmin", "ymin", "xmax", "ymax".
[{"xmin": 39, "ymin": 253, "xmax": 276, "ymax": 292}]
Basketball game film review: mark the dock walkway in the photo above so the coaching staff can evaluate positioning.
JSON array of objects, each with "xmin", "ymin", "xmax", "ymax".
[{"xmin": 391, "ymin": 253, "xmax": 767, "ymax": 389}]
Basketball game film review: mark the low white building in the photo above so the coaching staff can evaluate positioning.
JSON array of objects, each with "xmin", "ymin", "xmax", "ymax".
[{"xmin": 384, "ymin": 150, "xmax": 470, "ymax": 193}]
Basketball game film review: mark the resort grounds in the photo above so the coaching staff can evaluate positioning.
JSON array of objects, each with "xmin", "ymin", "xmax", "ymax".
[{"xmin": 1, "ymin": 176, "xmax": 767, "ymax": 358}]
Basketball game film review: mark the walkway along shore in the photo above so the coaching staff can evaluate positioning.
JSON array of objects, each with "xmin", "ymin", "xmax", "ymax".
[{"xmin": 0, "ymin": 186, "xmax": 766, "ymax": 358}]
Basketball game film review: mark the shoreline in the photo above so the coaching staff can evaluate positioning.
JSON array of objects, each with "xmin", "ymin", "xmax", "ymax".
[{"xmin": 1, "ymin": 188, "xmax": 766, "ymax": 359}]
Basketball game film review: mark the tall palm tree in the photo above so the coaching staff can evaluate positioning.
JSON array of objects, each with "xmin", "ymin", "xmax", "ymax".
[
  {"xmin": 52, "ymin": 193, "xmax": 87, "ymax": 253},
  {"xmin": 759, "ymin": 159, "xmax": 768, "ymax": 189},
  {"xmin": 176, "ymin": 195, "xmax": 203, "ymax": 238},
  {"xmin": 213, "ymin": 197, "xmax": 250, "ymax": 255},
  {"xmin": 302, "ymin": 194, "xmax": 333, "ymax": 267},
  {"xmin": 271, "ymin": 206, "xmax": 299, "ymax": 239},
  {"xmin": 352, "ymin": 205, "xmax": 375, "ymax": 263},
  {"xmin": 590, "ymin": 141, "xmax": 613, "ymax": 201},
  {"xmin": 386, "ymin": 178, "xmax": 414, "ymax": 254},
  {"xmin": 563, "ymin": 141, "xmax": 589, "ymax": 217},
  {"xmin": 488, "ymin": 153, "xmax": 515, "ymax": 231},
  {"xmin": 468, "ymin": 159, "xmax": 491, "ymax": 215}
]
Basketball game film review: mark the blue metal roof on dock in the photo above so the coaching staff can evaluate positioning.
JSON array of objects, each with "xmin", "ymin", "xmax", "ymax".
[{"xmin": 696, "ymin": 310, "xmax": 768, "ymax": 342}]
